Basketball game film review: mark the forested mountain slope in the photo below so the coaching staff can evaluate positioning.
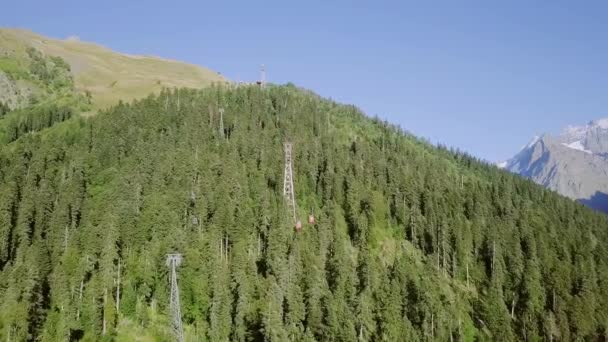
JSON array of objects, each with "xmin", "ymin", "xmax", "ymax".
[{"xmin": 0, "ymin": 84, "xmax": 607, "ymax": 341}]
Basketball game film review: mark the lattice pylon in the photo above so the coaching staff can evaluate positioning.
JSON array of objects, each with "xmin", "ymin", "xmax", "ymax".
[
  {"xmin": 166, "ymin": 254, "xmax": 184, "ymax": 342},
  {"xmin": 219, "ymin": 107, "xmax": 225, "ymax": 138},
  {"xmin": 283, "ymin": 142, "xmax": 296, "ymax": 223}
]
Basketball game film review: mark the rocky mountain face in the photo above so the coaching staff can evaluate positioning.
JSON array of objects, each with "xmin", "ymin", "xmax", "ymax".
[
  {"xmin": 504, "ymin": 119, "xmax": 608, "ymax": 212},
  {"xmin": 0, "ymin": 71, "xmax": 33, "ymax": 110}
]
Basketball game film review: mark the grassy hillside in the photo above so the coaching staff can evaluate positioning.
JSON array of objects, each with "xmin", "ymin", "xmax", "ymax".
[
  {"xmin": 0, "ymin": 28, "xmax": 226, "ymax": 110},
  {"xmin": 0, "ymin": 84, "xmax": 607, "ymax": 341}
]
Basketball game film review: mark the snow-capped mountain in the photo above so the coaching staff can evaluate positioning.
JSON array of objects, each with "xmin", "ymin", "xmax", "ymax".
[{"xmin": 502, "ymin": 118, "xmax": 608, "ymax": 213}]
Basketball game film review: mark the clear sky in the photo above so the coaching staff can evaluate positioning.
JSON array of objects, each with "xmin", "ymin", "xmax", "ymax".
[{"xmin": 3, "ymin": 0, "xmax": 608, "ymax": 162}]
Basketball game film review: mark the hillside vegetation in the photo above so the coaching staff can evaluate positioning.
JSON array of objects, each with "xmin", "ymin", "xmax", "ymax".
[
  {"xmin": 0, "ymin": 28, "xmax": 226, "ymax": 110},
  {"xmin": 0, "ymin": 42, "xmax": 86, "ymax": 144},
  {"xmin": 0, "ymin": 40, "xmax": 81, "ymax": 110},
  {"xmin": 0, "ymin": 84, "xmax": 607, "ymax": 341}
]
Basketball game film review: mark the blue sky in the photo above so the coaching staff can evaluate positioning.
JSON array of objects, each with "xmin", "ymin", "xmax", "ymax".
[{"xmin": 3, "ymin": 1, "xmax": 608, "ymax": 162}]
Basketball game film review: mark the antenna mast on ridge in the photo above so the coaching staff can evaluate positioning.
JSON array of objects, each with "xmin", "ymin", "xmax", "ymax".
[
  {"xmin": 166, "ymin": 254, "xmax": 184, "ymax": 342},
  {"xmin": 260, "ymin": 64, "xmax": 266, "ymax": 88}
]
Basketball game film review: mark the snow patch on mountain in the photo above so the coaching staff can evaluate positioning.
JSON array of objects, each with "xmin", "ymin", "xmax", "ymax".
[
  {"xmin": 561, "ymin": 140, "xmax": 592, "ymax": 154},
  {"xmin": 520, "ymin": 135, "xmax": 540, "ymax": 151}
]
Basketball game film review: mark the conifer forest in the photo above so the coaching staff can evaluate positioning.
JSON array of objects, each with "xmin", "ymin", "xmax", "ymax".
[{"xmin": 1, "ymin": 84, "xmax": 608, "ymax": 341}]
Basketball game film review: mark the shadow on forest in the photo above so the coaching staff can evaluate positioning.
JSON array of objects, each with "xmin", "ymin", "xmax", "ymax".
[{"xmin": 579, "ymin": 191, "xmax": 608, "ymax": 214}]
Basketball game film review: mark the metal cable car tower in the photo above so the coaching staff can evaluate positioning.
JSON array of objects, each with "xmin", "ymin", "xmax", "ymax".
[
  {"xmin": 219, "ymin": 107, "xmax": 225, "ymax": 138},
  {"xmin": 166, "ymin": 254, "xmax": 184, "ymax": 342},
  {"xmin": 283, "ymin": 142, "xmax": 297, "ymax": 223}
]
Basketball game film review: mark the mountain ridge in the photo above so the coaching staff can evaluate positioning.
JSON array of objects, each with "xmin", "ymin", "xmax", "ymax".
[{"xmin": 0, "ymin": 28, "xmax": 227, "ymax": 111}]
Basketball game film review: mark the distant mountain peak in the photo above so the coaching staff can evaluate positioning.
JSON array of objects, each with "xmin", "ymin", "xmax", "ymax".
[
  {"xmin": 589, "ymin": 118, "xmax": 608, "ymax": 129},
  {"xmin": 503, "ymin": 117, "xmax": 608, "ymax": 213},
  {"xmin": 560, "ymin": 117, "xmax": 608, "ymax": 143}
]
